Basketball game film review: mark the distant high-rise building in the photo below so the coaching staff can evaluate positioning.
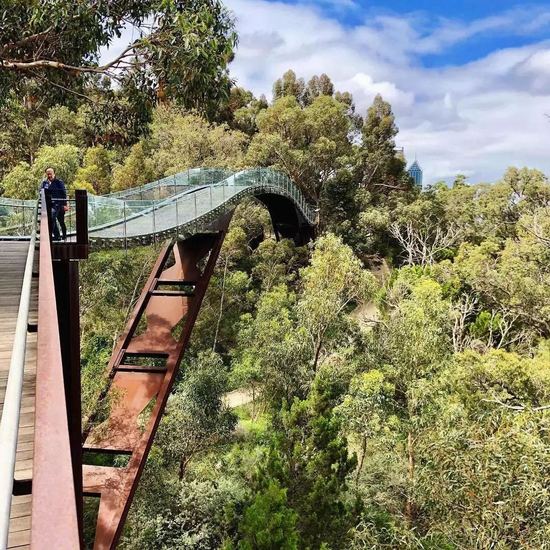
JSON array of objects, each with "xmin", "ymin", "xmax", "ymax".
[{"xmin": 408, "ymin": 160, "xmax": 423, "ymax": 187}]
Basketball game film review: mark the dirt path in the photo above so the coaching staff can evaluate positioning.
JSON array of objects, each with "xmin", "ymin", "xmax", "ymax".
[
  {"xmin": 351, "ymin": 300, "xmax": 380, "ymax": 330},
  {"xmin": 223, "ymin": 388, "xmax": 254, "ymax": 409}
]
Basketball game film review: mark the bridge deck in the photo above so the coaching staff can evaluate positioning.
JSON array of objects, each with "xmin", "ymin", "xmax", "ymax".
[
  {"xmin": 0, "ymin": 242, "xmax": 38, "ymax": 549},
  {"xmin": 89, "ymin": 184, "xmax": 241, "ymax": 240}
]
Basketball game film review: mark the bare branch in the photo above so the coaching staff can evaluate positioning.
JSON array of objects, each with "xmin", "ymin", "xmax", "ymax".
[
  {"xmin": 519, "ymin": 210, "xmax": 550, "ymax": 248},
  {"xmin": 482, "ymin": 398, "xmax": 550, "ymax": 412},
  {"xmin": 390, "ymin": 221, "xmax": 462, "ymax": 266},
  {"xmin": 0, "ymin": 42, "xmax": 138, "ymax": 75},
  {"xmin": 28, "ymin": 70, "xmax": 94, "ymax": 101},
  {"xmin": 452, "ymin": 293, "xmax": 478, "ymax": 353}
]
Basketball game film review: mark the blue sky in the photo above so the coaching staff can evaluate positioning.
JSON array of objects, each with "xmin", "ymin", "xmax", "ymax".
[
  {"xmin": 265, "ymin": 0, "xmax": 550, "ymax": 67},
  {"xmin": 223, "ymin": 0, "xmax": 550, "ymax": 183}
]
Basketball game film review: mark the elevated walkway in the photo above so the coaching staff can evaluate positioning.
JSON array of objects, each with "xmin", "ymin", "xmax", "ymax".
[
  {"xmin": 0, "ymin": 242, "xmax": 38, "ymax": 549},
  {"xmin": 0, "ymin": 168, "xmax": 317, "ymax": 248}
]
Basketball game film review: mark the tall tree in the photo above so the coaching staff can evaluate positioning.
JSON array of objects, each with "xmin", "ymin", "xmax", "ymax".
[
  {"xmin": 261, "ymin": 376, "xmax": 359, "ymax": 549},
  {"xmin": 298, "ymin": 234, "xmax": 377, "ymax": 371},
  {"xmin": 272, "ymin": 70, "xmax": 305, "ymax": 104},
  {"xmin": 156, "ymin": 351, "xmax": 237, "ymax": 480},
  {"xmin": 360, "ymin": 94, "xmax": 411, "ymax": 196},
  {"xmin": 303, "ymin": 73, "xmax": 334, "ymax": 105},
  {"xmin": 246, "ymin": 94, "xmax": 352, "ymax": 208},
  {"xmin": 237, "ymin": 481, "xmax": 299, "ymax": 550}
]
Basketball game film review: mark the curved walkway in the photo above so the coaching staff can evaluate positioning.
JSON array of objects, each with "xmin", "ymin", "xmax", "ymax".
[{"xmin": 0, "ymin": 168, "xmax": 317, "ymax": 248}]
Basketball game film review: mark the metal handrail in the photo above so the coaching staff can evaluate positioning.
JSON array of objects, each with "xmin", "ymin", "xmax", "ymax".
[
  {"xmin": 0, "ymin": 200, "xmax": 38, "ymax": 548},
  {"xmin": 31, "ymin": 191, "xmax": 80, "ymax": 548}
]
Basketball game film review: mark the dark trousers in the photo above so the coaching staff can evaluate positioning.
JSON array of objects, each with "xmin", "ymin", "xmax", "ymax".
[{"xmin": 52, "ymin": 205, "xmax": 67, "ymax": 240}]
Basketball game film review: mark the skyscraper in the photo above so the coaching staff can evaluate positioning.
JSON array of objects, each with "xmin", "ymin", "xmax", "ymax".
[{"xmin": 408, "ymin": 160, "xmax": 423, "ymax": 187}]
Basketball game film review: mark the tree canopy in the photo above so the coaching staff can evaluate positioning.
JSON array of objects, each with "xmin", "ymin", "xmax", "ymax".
[{"xmin": 0, "ymin": 1, "xmax": 237, "ymax": 114}]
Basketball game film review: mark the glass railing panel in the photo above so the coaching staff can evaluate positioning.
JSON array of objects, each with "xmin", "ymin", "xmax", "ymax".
[
  {"xmin": 0, "ymin": 203, "xmax": 35, "ymax": 236},
  {"xmin": 0, "ymin": 198, "xmax": 36, "ymax": 236}
]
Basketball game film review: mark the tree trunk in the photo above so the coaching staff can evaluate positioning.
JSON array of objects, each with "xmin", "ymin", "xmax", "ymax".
[
  {"xmin": 405, "ymin": 431, "xmax": 416, "ymax": 523},
  {"xmin": 212, "ymin": 255, "xmax": 229, "ymax": 352},
  {"xmin": 179, "ymin": 454, "xmax": 192, "ymax": 481},
  {"xmin": 355, "ymin": 436, "xmax": 367, "ymax": 488},
  {"xmin": 312, "ymin": 337, "xmax": 323, "ymax": 372}
]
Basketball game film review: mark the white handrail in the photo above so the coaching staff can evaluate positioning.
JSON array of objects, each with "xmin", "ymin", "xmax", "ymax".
[{"xmin": 0, "ymin": 200, "xmax": 38, "ymax": 549}]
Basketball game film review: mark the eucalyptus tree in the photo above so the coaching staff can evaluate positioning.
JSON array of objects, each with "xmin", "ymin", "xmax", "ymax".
[
  {"xmin": 0, "ymin": 1, "xmax": 237, "ymax": 117},
  {"xmin": 360, "ymin": 94, "xmax": 412, "ymax": 198}
]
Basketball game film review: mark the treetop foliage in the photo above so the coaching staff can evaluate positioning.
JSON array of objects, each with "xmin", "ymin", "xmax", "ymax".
[{"xmin": 0, "ymin": 0, "xmax": 237, "ymax": 116}]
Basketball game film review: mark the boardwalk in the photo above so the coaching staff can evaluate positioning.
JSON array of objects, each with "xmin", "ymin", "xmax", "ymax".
[{"xmin": 0, "ymin": 242, "xmax": 38, "ymax": 549}]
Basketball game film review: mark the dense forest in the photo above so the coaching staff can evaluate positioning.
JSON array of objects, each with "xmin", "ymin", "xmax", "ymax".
[{"xmin": 1, "ymin": 1, "xmax": 550, "ymax": 548}]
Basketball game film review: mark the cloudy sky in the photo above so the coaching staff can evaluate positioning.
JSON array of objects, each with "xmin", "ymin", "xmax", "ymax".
[{"xmin": 222, "ymin": 0, "xmax": 550, "ymax": 184}]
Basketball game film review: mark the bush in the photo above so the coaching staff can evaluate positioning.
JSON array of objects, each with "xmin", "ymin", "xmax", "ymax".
[{"xmin": 1, "ymin": 161, "xmax": 37, "ymax": 199}]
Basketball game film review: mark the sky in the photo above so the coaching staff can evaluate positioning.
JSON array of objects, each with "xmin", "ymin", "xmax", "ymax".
[{"xmin": 222, "ymin": 0, "xmax": 550, "ymax": 184}]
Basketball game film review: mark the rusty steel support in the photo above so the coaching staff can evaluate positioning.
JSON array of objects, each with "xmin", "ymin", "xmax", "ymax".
[
  {"xmin": 53, "ymin": 259, "xmax": 84, "ymax": 543},
  {"xmin": 50, "ymin": 189, "xmax": 90, "ymax": 543},
  {"xmin": 32, "ymin": 191, "xmax": 80, "ymax": 549},
  {"xmin": 83, "ymin": 212, "xmax": 233, "ymax": 549}
]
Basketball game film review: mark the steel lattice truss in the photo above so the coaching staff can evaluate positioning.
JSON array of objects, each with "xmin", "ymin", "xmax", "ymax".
[{"xmin": 83, "ymin": 214, "xmax": 232, "ymax": 549}]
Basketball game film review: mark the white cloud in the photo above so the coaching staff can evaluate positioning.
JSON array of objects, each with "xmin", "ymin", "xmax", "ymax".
[
  {"xmin": 225, "ymin": 0, "xmax": 550, "ymax": 184},
  {"xmin": 342, "ymin": 73, "xmax": 414, "ymax": 110}
]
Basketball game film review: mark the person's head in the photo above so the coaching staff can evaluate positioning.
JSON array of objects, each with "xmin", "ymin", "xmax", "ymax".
[{"xmin": 45, "ymin": 168, "xmax": 55, "ymax": 181}]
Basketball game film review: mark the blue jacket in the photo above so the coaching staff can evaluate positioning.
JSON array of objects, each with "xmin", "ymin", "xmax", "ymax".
[{"xmin": 41, "ymin": 178, "xmax": 67, "ymax": 206}]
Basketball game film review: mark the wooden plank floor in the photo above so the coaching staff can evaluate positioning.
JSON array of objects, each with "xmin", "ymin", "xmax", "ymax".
[{"xmin": 0, "ymin": 241, "xmax": 38, "ymax": 550}]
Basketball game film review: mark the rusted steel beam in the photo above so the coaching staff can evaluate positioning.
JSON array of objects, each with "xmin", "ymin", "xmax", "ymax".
[
  {"xmin": 53, "ymin": 259, "xmax": 84, "ymax": 541},
  {"xmin": 52, "ymin": 189, "xmax": 89, "ymax": 260},
  {"xmin": 83, "ymin": 212, "xmax": 234, "ymax": 549},
  {"xmin": 31, "ymin": 192, "xmax": 80, "ymax": 549}
]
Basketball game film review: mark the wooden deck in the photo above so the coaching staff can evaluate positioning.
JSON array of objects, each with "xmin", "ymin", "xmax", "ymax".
[{"xmin": 0, "ymin": 241, "xmax": 38, "ymax": 550}]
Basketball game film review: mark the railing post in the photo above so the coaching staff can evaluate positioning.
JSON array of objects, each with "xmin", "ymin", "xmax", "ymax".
[
  {"xmin": 194, "ymin": 193, "xmax": 198, "ymax": 232},
  {"xmin": 44, "ymin": 189, "xmax": 53, "ymax": 241},
  {"xmin": 123, "ymin": 201, "xmax": 128, "ymax": 251},
  {"xmin": 152, "ymin": 200, "xmax": 156, "ymax": 242},
  {"xmin": 75, "ymin": 190, "xmax": 88, "ymax": 246},
  {"xmin": 174, "ymin": 192, "xmax": 180, "ymax": 239}
]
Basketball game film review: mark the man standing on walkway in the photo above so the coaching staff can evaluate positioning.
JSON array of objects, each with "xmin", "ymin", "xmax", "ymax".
[{"xmin": 40, "ymin": 167, "xmax": 67, "ymax": 241}]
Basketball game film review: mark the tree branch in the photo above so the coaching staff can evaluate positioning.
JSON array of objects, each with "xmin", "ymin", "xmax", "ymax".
[
  {"xmin": 0, "ymin": 42, "xmax": 138, "ymax": 75},
  {"xmin": 482, "ymin": 398, "xmax": 550, "ymax": 412},
  {"xmin": 0, "ymin": 27, "xmax": 55, "ymax": 54}
]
